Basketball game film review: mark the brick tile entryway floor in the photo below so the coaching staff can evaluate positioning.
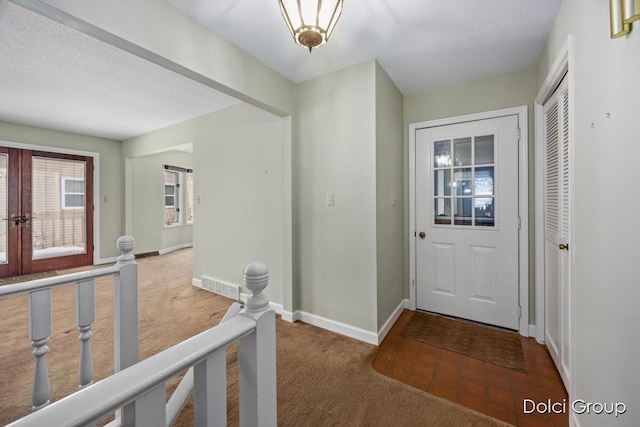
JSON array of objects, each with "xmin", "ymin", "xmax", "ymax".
[{"xmin": 374, "ymin": 310, "xmax": 568, "ymax": 427}]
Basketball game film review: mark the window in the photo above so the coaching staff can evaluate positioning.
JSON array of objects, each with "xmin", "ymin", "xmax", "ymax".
[
  {"xmin": 61, "ymin": 177, "xmax": 85, "ymax": 209},
  {"xmin": 164, "ymin": 169, "xmax": 180, "ymax": 225},
  {"xmin": 163, "ymin": 166, "xmax": 194, "ymax": 226}
]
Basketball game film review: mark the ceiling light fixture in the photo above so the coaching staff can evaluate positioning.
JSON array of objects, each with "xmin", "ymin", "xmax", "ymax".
[{"xmin": 278, "ymin": 0, "xmax": 344, "ymax": 52}]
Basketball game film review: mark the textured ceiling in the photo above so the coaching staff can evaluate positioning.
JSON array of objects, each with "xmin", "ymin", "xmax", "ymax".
[
  {"xmin": 0, "ymin": 1, "xmax": 562, "ymax": 141},
  {"xmin": 167, "ymin": 0, "xmax": 562, "ymax": 94},
  {"xmin": 0, "ymin": 1, "xmax": 239, "ymax": 141}
]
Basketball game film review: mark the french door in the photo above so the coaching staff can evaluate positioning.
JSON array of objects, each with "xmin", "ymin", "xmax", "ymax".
[{"xmin": 0, "ymin": 147, "xmax": 93, "ymax": 277}]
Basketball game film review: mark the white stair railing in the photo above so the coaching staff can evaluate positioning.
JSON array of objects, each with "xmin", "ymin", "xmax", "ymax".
[
  {"xmin": 0, "ymin": 236, "xmax": 139, "ymax": 414},
  {"xmin": 6, "ymin": 261, "xmax": 277, "ymax": 427}
]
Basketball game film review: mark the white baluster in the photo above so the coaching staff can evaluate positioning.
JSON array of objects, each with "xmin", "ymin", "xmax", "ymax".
[
  {"xmin": 29, "ymin": 288, "xmax": 52, "ymax": 410},
  {"xmin": 114, "ymin": 236, "xmax": 138, "ymax": 426},
  {"xmin": 194, "ymin": 349, "xmax": 227, "ymax": 427},
  {"xmin": 238, "ymin": 262, "xmax": 277, "ymax": 427},
  {"xmin": 133, "ymin": 384, "xmax": 166, "ymax": 427},
  {"xmin": 76, "ymin": 279, "xmax": 95, "ymax": 389}
]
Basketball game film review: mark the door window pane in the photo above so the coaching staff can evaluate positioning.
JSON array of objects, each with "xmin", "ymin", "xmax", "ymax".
[
  {"xmin": 475, "ymin": 167, "xmax": 494, "ymax": 196},
  {"xmin": 454, "ymin": 198, "xmax": 472, "ymax": 225},
  {"xmin": 434, "ymin": 169, "xmax": 451, "ymax": 196},
  {"xmin": 475, "ymin": 198, "xmax": 495, "ymax": 227},
  {"xmin": 475, "ymin": 135, "xmax": 494, "ymax": 165},
  {"xmin": 453, "ymin": 168, "xmax": 472, "ymax": 196},
  {"xmin": 453, "ymin": 138, "xmax": 472, "ymax": 166},
  {"xmin": 434, "ymin": 198, "xmax": 451, "ymax": 224},
  {"xmin": 434, "ymin": 140, "xmax": 452, "ymax": 168},
  {"xmin": 32, "ymin": 157, "xmax": 86, "ymax": 260}
]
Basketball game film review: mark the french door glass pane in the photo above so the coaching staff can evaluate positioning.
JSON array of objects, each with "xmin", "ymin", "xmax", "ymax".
[
  {"xmin": 453, "ymin": 138, "xmax": 472, "ymax": 166},
  {"xmin": 32, "ymin": 157, "xmax": 86, "ymax": 260},
  {"xmin": 475, "ymin": 135, "xmax": 494, "ymax": 165},
  {"xmin": 0, "ymin": 154, "xmax": 7, "ymax": 264}
]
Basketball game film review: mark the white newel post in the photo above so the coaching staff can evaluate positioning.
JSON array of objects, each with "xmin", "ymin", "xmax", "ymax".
[
  {"xmin": 238, "ymin": 262, "xmax": 277, "ymax": 427},
  {"xmin": 76, "ymin": 279, "xmax": 96, "ymax": 389},
  {"xmin": 114, "ymin": 236, "xmax": 138, "ymax": 425},
  {"xmin": 29, "ymin": 288, "xmax": 52, "ymax": 410}
]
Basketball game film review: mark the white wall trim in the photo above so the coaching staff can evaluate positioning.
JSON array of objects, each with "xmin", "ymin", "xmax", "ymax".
[
  {"xmin": 528, "ymin": 324, "xmax": 537, "ymax": 339},
  {"xmin": 196, "ymin": 277, "xmax": 406, "ymax": 346},
  {"xmin": 159, "ymin": 242, "xmax": 193, "ymax": 255},
  {"xmin": 408, "ymin": 105, "xmax": 530, "ymax": 337},
  {"xmin": 377, "ymin": 299, "xmax": 409, "ymax": 345},
  {"xmin": 292, "ymin": 310, "xmax": 379, "ymax": 345},
  {"xmin": 0, "ymin": 139, "xmax": 102, "ymax": 264}
]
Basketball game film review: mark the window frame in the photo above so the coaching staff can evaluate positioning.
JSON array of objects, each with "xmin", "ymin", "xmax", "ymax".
[
  {"xmin": 162, "ymin": 165, "xmax": 194, "ymax": 228},
  {"xmin": 163, "ymin": 169, "xmax": 181, "ymax": 227}
]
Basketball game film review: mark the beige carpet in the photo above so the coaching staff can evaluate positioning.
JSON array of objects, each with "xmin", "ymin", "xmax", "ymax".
[
  {"xmin": 0, "ymin": 249, "xmax": 510, "ymax": 426},
  {"xmin": 401, "ymin": 311, "xmax": 527, "ymax": 373}
]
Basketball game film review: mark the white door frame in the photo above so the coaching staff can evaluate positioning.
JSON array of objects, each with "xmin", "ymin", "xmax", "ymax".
[
  {"xmin": 534, "ymin": 35, "xmax": 575, "ymax": 397},
  {"xmin": 409, "ymin": 106, "xmax": 529, "ymax": 336}
]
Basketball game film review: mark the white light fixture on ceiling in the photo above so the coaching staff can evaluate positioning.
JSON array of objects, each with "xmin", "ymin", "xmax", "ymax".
[{"xmin": 278, "ymin": 0, "xmax": 344, "ymax": 52}]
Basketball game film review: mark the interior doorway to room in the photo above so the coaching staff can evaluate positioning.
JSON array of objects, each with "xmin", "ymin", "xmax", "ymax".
[
  {"xmin": 0, "ymin": 147, "xmax": 93, "ymax": 277},
  {"xmin": 414, "ymin": 114, "xmax": 522, "ymax": 331}
]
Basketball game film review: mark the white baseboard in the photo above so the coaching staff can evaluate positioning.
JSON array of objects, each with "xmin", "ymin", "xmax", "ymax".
[
  {"xmin": 159, "ymin": 243, "xmax": 193, "ymax": 255},
  {"xmin": 293, "ymin": 310, "xmax": 378, "ymax": 345},
  {"xmin": 200, "ymin": 282, "xmax": 406, "ymax": 346},
  {"xmin": 377, "ymin": 299, "xmax": 410, "ymax": 345},
  {"xmin": 528, "ymin": 324, "xmax": 537, "ymax": 338}
]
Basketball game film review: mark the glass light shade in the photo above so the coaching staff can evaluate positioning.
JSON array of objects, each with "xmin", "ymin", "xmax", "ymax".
[
  {"xmin": 610, "ymin": 0, "xmax": 631, "ymax": 38},
  {"xmin": 622, "ymin": 0, "xmax": 640, "ymax": 24},
  {"xmin": 279, "ymin": 0, "xmax": 344, "ymax": 51}
]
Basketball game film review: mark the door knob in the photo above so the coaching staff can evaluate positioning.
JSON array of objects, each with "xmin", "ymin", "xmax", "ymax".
[
  {"xmin": 419, "ymin": 231, "xmax": 426, "ymax": 239},
  {"xmin": 558, "ymin": 243, "xmax": 569, "ymax": 251}
]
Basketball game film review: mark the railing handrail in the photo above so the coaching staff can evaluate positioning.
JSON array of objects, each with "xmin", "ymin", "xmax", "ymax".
[
  {"xmin": 6, "ymin": 314, "xmax": 257, "ymax": 427},
  {"xmin": 0, "ymin": 266, "xmax": 120, "ymax": 298}
]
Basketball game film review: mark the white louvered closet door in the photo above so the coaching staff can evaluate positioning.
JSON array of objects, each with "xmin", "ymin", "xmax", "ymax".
[{"xmin": 543, "ymin": 74, "xmax": 571, "ymax": 392}]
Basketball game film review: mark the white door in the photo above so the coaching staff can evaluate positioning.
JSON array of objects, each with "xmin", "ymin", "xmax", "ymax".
[
  {"xmin": 543, "ymin": 75, "xmax": 571, "ymax": 391},
  {"xmin": 415, "ymin": 115, "xmax": 520, "ymax": 330}
]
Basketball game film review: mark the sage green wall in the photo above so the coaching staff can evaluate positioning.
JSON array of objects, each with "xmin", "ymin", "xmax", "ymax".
[
  {"xmin": 129, "ymin": 151, "xmax": 192, "ymax": 254},
  {"xmin": 0, "ymin": 120, "xmax": 123, "ymax": 260},
  {"xmin": 295, "ymin": 61, "xmax": 378, "ymax": 332},
  {"xmin": 42, "ymin": 0, "xmax": 296, "ymax": 116},
  {"xmin": 124, "ymin": 105, "xmax": 286, "ymax": 306},
  {"xmin": 537, "ymin": 0, "xmax": 640, "ymax": 424},
  {"xmin": 403, "ymin": 68, "xmax": 538, "ymax": 323},
  {"xmin": 375, "ymin": 62, "xmax": 405, "ymax": 330}
]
